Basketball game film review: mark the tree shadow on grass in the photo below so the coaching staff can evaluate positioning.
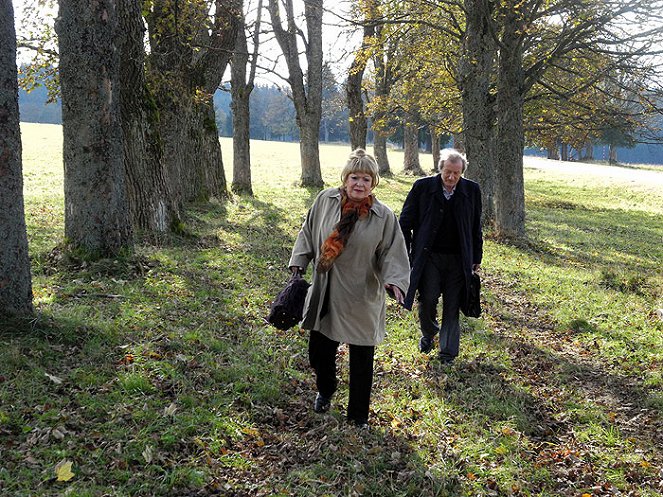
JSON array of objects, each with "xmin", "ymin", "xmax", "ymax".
[
  {"xmin": 35, "ymin": 192, "xmax": 298, "ymax": 320},
  {"xmin": 522, "ymin": 201, "xmax": 662, "ymax": 274},
  {"xmin": 483, "ymin": 271, "xmax": 662, "ymax": 445},
  {"xmin": 0, "ymin": 314, "xmax": 125, "ymax": 490},
  {"xmin": 209, "ymin": 375, "xmax": 463, "ymax": 496},
  {"xmin": 481, "ymin": 322, "xmax": 663, "ymax": 449},
  {"xmin": 505, "ymin": 334, "xmax": 661, "ymax": 441},
  {"xmin": 420, "ymin": 342, "xmax": 662, "ymax": 495},
  {"xmin": 424, "ymin": 357, "xmax": 568, "ymax": 442}
]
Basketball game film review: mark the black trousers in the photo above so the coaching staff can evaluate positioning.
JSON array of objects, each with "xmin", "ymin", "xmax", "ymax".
[
  {"xmin": 417, "ymin": 253, "xmax": 465, "ymax": 360},
  {"xmin": 308, "ymin": 329, "xmax": 375, "ymax": 423}
]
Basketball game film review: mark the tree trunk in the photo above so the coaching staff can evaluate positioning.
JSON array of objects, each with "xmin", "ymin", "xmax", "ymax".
[
  {"xmin": 370, "ymin": 30, "xmax": 394, "ymax": 175},
  {"xmin": 494, "ymin": 5, "xmax": 526, "ymax": 239},
  {"xmin": 198, "ymin": 98, "xmax": 227, "ymax": 199},
  {"xmin": 373, "ymin": 131, "xmax": 391, "ymax": 175},
  {"xmin": 267, "ymin": 0, "xmax": 324, "ymax": 187},
  {"xmin": 56, "ymin": 0, "xmax": 133, "ymax": 256},
  {"xmin": 452, "ymin": 133, "xmax": 465, "ymax": 154},
  {"xmin": 0, "ymin": 0, "xmax": 33, "ymax": 316},
  {"xmin": 159, "ymin": 96, "xmax": 226, "ymax": 203},
  {"xmin": 156, "ymin": 94, "xmax": 226, "ymax": 203},
  {"xmin": 561, "ymin": 143, "xmax": 569, "ymax": 161},
  {"xmin": 194, "ymin": 26, "xmax": 236, "ymax": 202},
  {"xmin": 609, "ymin": 143, "xmax": 617, "ymax": 163},
  {"xmin": 459, "ymin": 0, "xmax": 496, "ymax": 225},
  {"xmin": 300, "ymin": 113, "xmax": 323, "ymax": 185},
  {"xmin": 347, "ymin": 65, "xmax": 367, "ymax": 150},
  {"xmin": 230, "ymin": 27, "xmax": 253, "ymax": 194},
  {"xmin": 403, "ymin": 124, "xmax": 424, "ymax": 175},
  {"xmin": 118, "ymin": 0, "xmax": 178, "ymax": 233},
  {"xmin": 547, "ymin": 144, "xmax": 559, "ymax": 160},
  {"xmin": 146, "ymin": 0, "xmax": 239, "ymax": 204},
  {"xmin": 431, "ymin": 126, "xmax": 441, "ymax": 172},
  {"xmin": 346, "ymin": 0, "xmax": 377, "ymax": 151},
  {"xmin": 584, "ymin": 142, "xmax": 594, "ymax": 161}
]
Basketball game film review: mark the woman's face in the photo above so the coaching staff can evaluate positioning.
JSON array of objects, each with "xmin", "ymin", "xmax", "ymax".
[{"xmin": 344, "ymin": 172, "xmax": 374, "ymax": 201}]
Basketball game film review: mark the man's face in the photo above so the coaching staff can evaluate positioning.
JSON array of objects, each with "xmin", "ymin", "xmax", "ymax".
[{"xmin": 441, "ymin": 160, "xmax": 463, "ymax": 191}]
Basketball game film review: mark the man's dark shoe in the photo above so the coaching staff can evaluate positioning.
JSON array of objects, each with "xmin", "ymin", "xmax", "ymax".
[
  {"xmin": 438, "ymin": 354, "xmax": 454, "ymax": 365},
  {"xmin": 419, "ymin": 336, "xmax": 435, "ymax": 354},
  {"xmin": 314, "ymin": 393, "xmax": 331, "ymax": 413}
]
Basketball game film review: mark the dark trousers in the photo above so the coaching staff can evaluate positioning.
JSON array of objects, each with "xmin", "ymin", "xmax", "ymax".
[
  {"xmin": 418, "ymin": 253, "xmax": 465, "ymax": 360},
  {"xmin": 308, "ymin": 329, "xmax": 375, "ymax": 423}
]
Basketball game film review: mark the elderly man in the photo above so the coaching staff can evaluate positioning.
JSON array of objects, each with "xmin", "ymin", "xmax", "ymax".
[{"xmin": 399, "ymin": 149, "xmax": 483, "ymax": 364}]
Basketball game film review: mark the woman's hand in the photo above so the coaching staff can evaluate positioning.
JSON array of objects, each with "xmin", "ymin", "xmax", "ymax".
[{"xmin": 385, "ymin": 284, "xmax": 404, "ymax": 304}]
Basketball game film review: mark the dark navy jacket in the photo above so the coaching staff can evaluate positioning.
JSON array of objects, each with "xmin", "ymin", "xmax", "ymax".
[{"xmin": 399, "ymin": 175, "xmax": 483, "ymax": 310}]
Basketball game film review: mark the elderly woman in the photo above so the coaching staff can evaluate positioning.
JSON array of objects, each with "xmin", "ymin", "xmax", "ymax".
[{"xmin": 289, "ymin": 148, "xmax": 410, "ymax": 427}]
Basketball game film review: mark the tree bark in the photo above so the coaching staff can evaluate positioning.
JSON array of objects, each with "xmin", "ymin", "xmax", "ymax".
[
  {"xmin": 430, "ymin": 126, "xmax": 441, "ymax": 172},
  {"xmin": 373, "ymin": 131, "xmax": 391, "ymax": 175},
  {"xmin": 452, "ymin": 133, "xmax": 465, "ymax": 154},
  {"xmin": 300, "ymin": 113, "xmax": 323, "ymax": 185},
  {"xmin": 118, "ymin": 0, "xmax": 178, "ymax": 233},
  {"xmin": 403, "ymin": 124, "xmax": 424, "ymax": 174},
  {"xmin": 0, "ymin": 0, "xmax": 33, "ymax": 316},
  {"xmin": 371, "ymin": 39, "xmax": 393, "ymax": 175},
  {"xmin": 267, "ymin": 0, "xmax": 324, "ymax": 187},
  {"xmin": 459, "ymin": 0, "xmax": 496, "ymax": 225},
  {"xmin": 346, "ymin": 1, "xmax": 377, "ymax": 150},
  {"xmin": 561, "ymin": 143, "xmax": 569, "ymax": 161},
  {"xmin": 547, "ymin": 144, "xmax": 560, "ymax": 160},
  {"xmin": 609, "ymin": 143, "xmax": 617, "ymax": 163},
  {"xmin": 494, "ymin": 4, "xmax": 526, "ymax": 239},
  {"xmin": 230, "ymin": 1, "xmax": 262, "ymax": 196},
  {"xmin": 56, "ymin": 0, "xmax": 133, "ymax": 256},
  {"xmin": 347, "ymin": 66, "xmax": 367, "ymax": 150},
  {"xmin": 147, "ymin": 0, "xmax": 240, "ymax": 204},
  {"xmin": 199, "ymin": 98, "xmax": 227, "ymax": 199},
  {"xmin": 231, "ymin": 34, "xmax": 253, "ymax": 194}
]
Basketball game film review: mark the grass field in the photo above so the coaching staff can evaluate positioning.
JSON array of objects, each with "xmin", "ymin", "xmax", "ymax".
[{"xmin": 1, "ymin": 122, "xmax": 662, "ymax": 496}]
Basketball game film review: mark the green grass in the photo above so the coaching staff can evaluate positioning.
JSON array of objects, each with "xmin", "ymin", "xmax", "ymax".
[{"xmin": 1, "ymin": 122, "xmax": 661, "ymax": 496}]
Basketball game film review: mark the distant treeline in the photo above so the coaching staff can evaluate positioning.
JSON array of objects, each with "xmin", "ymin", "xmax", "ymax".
[
  {"xmin": 19, "ymin": 83, "xmax": 352, "ymax": 144},
  {"xmin": 19, "ymin": 84, "xmax": 61, "ymax": 124},
  {"xmin": 18, "ymin": 83, "xmax": 663, "ymax": 165}
]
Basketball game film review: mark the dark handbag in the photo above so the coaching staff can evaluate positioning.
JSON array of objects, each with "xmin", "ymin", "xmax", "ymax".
[
  {"xmin": 461, "ymin": 272, "xmax": 481, "ymax": 318},
  {"xmin": 267, "ymin": 272, "xmax": 311, "ymax": 330}
]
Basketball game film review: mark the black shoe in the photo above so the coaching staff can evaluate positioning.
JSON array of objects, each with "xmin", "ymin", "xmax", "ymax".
[
  {"xmin": 314, "ymin": 393, "xmax": 331, "ymax": 413},
  {"xmin": 437, "ymin": 354, "xmax": 454, "ymax": 365},
  {"xmin": 347, "ymin": 418, "xmax": 369, "ymax": 429},
  {"xmin": 419, "ymin": 336, "xmax": 434, "ymax": 354}
]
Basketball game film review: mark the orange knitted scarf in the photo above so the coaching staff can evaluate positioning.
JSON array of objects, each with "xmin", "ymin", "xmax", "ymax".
[{"xmin": 317, "ymin": 188, "xmax": 374, "ymax": 273}]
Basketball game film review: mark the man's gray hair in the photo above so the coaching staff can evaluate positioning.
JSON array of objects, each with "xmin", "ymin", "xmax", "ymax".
[{"xmin": 438, "ymin": 148, "xmax": 467, "ymax": 173}]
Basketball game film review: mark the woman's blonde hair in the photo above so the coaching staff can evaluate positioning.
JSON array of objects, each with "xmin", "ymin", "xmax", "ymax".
[{"xmin": 341, "ymin": 148, "xmax": 380, "ymax": 187}]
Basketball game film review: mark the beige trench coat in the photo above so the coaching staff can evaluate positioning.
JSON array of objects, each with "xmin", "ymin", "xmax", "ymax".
[{"xmin": 289, "ymin": 188, "xmax": 410, "ymax": 346}]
